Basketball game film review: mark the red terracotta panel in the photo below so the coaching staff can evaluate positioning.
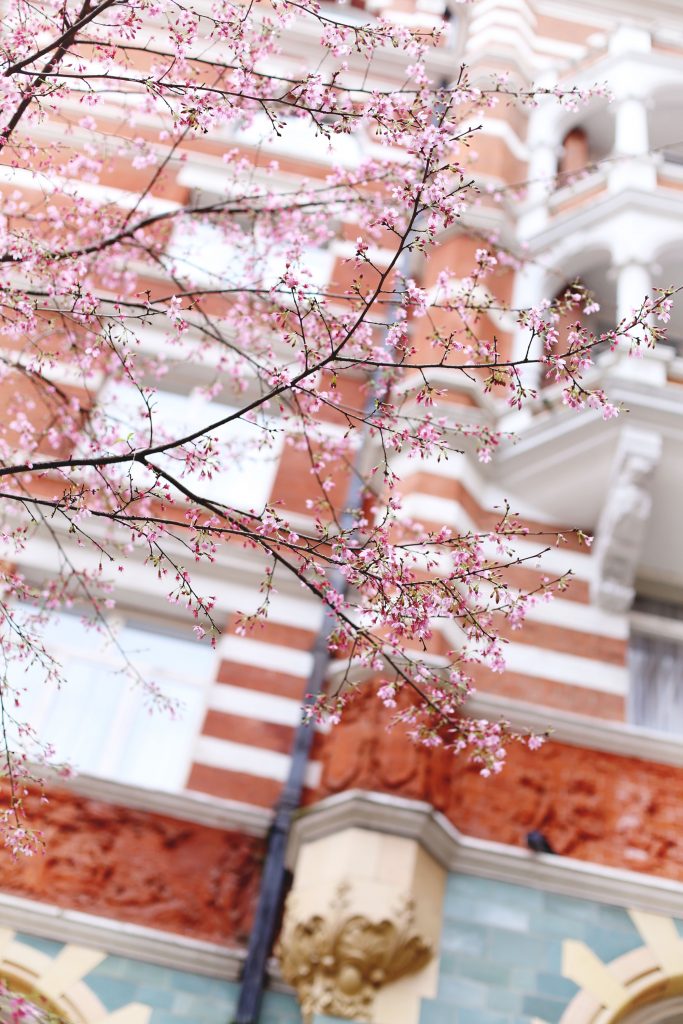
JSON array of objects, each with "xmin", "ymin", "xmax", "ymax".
[
  {"xmin": 0, "ymin": 785, "xmax": 263, "ymax": 945},
  {"xmin": 310, "ymin": 689, "xmax": 683, "ymax": 881}
]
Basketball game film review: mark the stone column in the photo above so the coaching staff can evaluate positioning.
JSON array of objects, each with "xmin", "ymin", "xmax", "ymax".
[
  {"xmin": 608, "ymin": 95, "xmax": 655, "ymax": 192},
  {"xmin": 278, "ymin": 826, "xmax": 445, "ymax": 1024},
  {"xmin": 508, "ymin": 260, "xmax": 549, "ymax": 402},
  {"xmin": 608, "ymin": 27, "xmax": 655, "ymax": 192},
  {"xmin": 518, "ymin": 77, "xmax": 561, "ymax": 237},
  {"xmin": 613, "ymin": 261, "xmax": 669, "ymax": 384},
  {"xmin": 616, "ymin": 261, "xmax": 651, "ymax": 322},
  {"xmin": 614, "ymin": 97, "xmax": 649, "ymax": 160},
  {"xmin": 523, "ymin": 140, "xmax": 558, "ymax": 233}
]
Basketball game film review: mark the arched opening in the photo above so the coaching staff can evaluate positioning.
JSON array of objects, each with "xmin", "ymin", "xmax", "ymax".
[
  {"xmin": 541, "ymin": 250, "xmax": 616, "ymax": 386},
  {"xmin": 651, "ymin": 242, "xmax": 683, "ymax": 354},
  {"xmin": 556, "ymin": 104, "xmax": 615, "ymax": 184},
  {"xmin": 561, "ymin": 921, "xmax": 683, "ymax": 1024},
  {"xmin": 623, "ymin": 995, "xmax": 683, "ymax": 1023},
  {"xmin": 0, "ymin": 934, "xmax": 151, "ymax": 1024},
  {"xmin": 0, "ymin": 939, "xmax": 104, "ymax": 1023},
  {"xmin": 0, "ymin": 982, "xmax": 68, "ymax": 1023},
  {"xmin": 649, "ymin": 89, "xmax": 683, "ymax": 167},
  {"xmin": 558, "ymin": 127, "xmax": 590, "ymax": 175}
]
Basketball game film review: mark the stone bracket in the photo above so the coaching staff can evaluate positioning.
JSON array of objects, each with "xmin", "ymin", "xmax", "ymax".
[{"xmin": 591, "ymin": 427, "xmax": 662, "ymax": 612}]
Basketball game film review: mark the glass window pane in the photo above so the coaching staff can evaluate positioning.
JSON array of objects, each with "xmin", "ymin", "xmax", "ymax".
[
  {"xmin": 629, "ymin": 598, "xmax": 683, "ymax": 734},
  {"xmin": 8, "ymin": 609, "xmax": 214, "ymax": 791},
  {"xmin": 99, "ymin": 385, "xmax": 282, "ymax": 510}
]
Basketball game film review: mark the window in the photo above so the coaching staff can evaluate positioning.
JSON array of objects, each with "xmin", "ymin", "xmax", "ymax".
[
  {"xmin": 169, "ymin": 217, "xmax": 335, "ymax": 292},
  {"xmin": 558, "ymin": 127, "xmax": 590, "ymax": 177},
  {"xmin": 622, "ymin": 996, "xmax": 683, "ymax": 1023},
  {"xmin": 628, "ymin": 597, "xmax": 683, "ymax": 733},
  {"xmin": 228, "ymin": 110, "xmax": 362, "ymax": 168},
  {"xmin": 98, "ymin": 384, "xmax": 282, "ymax": 511},
  {"xmin": 10, "ymin": 609, "xmax": 214, "ymax": 791}
]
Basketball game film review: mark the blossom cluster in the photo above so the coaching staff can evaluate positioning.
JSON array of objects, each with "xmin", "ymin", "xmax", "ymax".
[{"xmin": 0, "ymin": 0, "xmax": 667, "ymax": 851}]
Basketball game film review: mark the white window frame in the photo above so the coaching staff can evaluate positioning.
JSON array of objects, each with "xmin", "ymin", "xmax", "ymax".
[
  {"xmin": 96, "ymin": 382, "xmax": 283, "ymax": 511},
  {"xmin": 8, "ymin": 605, "xmax": 216, "ymax": 792}
]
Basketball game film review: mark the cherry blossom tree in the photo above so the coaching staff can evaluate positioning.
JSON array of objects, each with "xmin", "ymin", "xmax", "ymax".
[
  {"xmin": 0, "ymin": 0, "xmax": 673, "ymax": 853},
  {"xmin": 0, "ymin": 982, "xmax": 64, "ymax": 1023}
]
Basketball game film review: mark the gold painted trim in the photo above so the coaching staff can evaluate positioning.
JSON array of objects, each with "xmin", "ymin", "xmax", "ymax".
[
  {"xmin": 0, "ymin": 934, "xmax": 152, "ymax": 1023},
  {"xmin": 559, "ymin": 910, "xmax": 683, "ymax": 1024}
]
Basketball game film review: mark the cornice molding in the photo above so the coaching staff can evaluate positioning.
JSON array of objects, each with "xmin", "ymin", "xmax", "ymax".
[
  {"xmin": 466, "ymin": 692, "xmax": 683, "ymax": 768},
  {"xmin": 537, "ymin": 0, "xmax": 683, "ymax": 30},
  {"xmin": 497, "ymin": 378, "xmax": 683, "ymax": 482},
  {"xmin": 523, "ymin": 183, "xmax": 683, "ymax": 255},
  {"xmin": 47, "ymin": 770, "xmax": 271, "ymax": 836},
  {"xmin": 289, "ymin": 791, "xmax": 683, "ymax": 918}
]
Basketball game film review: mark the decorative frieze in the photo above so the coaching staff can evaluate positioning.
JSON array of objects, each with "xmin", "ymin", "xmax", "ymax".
[{"xmin": 0, "ymin": 783, "xmax": 263, "ymax": 946}]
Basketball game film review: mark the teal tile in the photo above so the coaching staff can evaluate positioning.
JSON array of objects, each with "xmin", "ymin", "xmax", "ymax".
[
  {"xmin": 585, "ymin": 927, "xmax": 640, "ymax": 962},
  {"xmin": 441, "ymin": 923, "xmax": 487, "ymax": 956},
  {"xmin": 437, "ymin": 974, "xmax": 487, "ymax": 1008},
  {"xmin": 419, "ymin": 1000, "xmax": 458, "ymax": 1024},
  {"xmin": 541, "ymin": 893, "xmax": 602, "ymax": 922},
  {"xmin": 595, "ymin": 905, "xmax": 638, "ymax": 933},
  {"xmin": 522, "ymin": 994, "xmax": 567, "ymax": 1022},
  {"xmin": 90, "ymin": 957, "xmax": 133, "ymax": 980},
  {"xmin": 487, "ymin": 985, "xmax": 523, "ymax": 1013},
  {"xmin": 172, "ymin": 990, "xmax": 234, "ymax": 1017},
  {"xmin": 312, "ymin": 1016, "xmax": 359, "ymax": 1024},
  {"xmin": 536, "ymin": 971, "xmax": 579, "ymax": 1000},
  {"xmin": 136, "ymin": 986, "xmax": 175, "ymax": 1010},
  {"xmin": 15, "ymin": 934, "xmax": 63, "ymax": 957},
  {"xmin": 123, "ymin": 960, "xmax": 176, "ymax": 986},
  {"xmin": 445, "ymin": 876, "xmax": 544, "ymax": 913},
  {"xmin": 458, "ymin": 1010, "xmax": 509, "ymax": 1024},
  {"xmin": 445, "ymin": 955, "xmax": 511, "ymax": 987},
  {"xmin": 86, "ymin": 974, "xmax": 136, "ymax": 1011},
  {"xmin": 508, "ymin": 966, "xmax": 538, "ymax": 993},
  {"xmin": 529, "ymin": 913, "xmax": 593, "ymax": 941},
  {"xmin": 167, "ymin": 969, "xmax": 234, "ymax": 994},
  {"xmin": 262, "ymin": 991, "xmax": 302, "ymax": 1022},
  {"xmin": 93, "ymin": 957, "xmax": 175, "ymax": 987},
  {"xmin": 487, "ymin": 929, "xmax": 557, "ymax": 970},
  {"xmin": 444, "ymin": 896, "xmax": 530, "ymax": 933}
]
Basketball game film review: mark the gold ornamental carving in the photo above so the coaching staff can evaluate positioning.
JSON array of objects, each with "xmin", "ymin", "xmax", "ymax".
[{"xmin": 277, "ymin": 882, "xmax": 433, "ymax": 1022}]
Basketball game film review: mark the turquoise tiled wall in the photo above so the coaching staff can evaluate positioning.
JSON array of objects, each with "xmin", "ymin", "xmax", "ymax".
[
  {"xmin": 422, "ymin": 873, "xmax": 676, "ymax": 1024},
  {"xmin": 16, "ymin": 873, "xmax": 683, "ymax": 1024},
  {"xmin": 16, "ymin": 933, "xmax": 302, "ymax": 1024}
]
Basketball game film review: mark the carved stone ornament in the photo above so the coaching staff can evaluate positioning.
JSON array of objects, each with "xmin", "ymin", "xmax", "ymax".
[
  {"xmin": 277, "ymin": 882, "xmax": 433, "ymax": 1022},
  {"xmin": 591, "ymin": 428, "xmax": 662, "ymax": 613}
]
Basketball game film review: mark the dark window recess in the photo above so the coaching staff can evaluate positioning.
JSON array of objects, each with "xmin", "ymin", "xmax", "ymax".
[
  {"xmin": 629, "ymin": 597, "xmax": 683, "ymax": 733},
  {"xmin": 558, "ymin": 127, "xmax": 590, "ymax": 178}
]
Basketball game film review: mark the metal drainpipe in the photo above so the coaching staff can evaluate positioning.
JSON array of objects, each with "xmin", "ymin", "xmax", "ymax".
[
  {"xmin": 232, "ymin": 469, "xmax": 364, "ymax": 1024},
  {"xmin": 233, "ymin": 250, "xmax": 410, "ymax": 1024}
]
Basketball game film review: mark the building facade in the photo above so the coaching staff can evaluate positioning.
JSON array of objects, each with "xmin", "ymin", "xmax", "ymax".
[{"xmin": 3, "ymin": 0, "xmax": 683, "ymax": 1023}]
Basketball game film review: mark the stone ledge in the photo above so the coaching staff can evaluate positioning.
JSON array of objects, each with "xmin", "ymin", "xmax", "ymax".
[
  {"xmin": 290, "ymin": 790, "xmax": 683, "ymax": 918},
  {"xmin": 44, "ymin": 769, "xmax": 271, "ymax": 836},
  {"xmin": 0, "ymin": 891, "xmax": 245, "ymax": 980},
  {"xmin": 466, "ymin": 692, "xmax": 683, "ymax": 768}
]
